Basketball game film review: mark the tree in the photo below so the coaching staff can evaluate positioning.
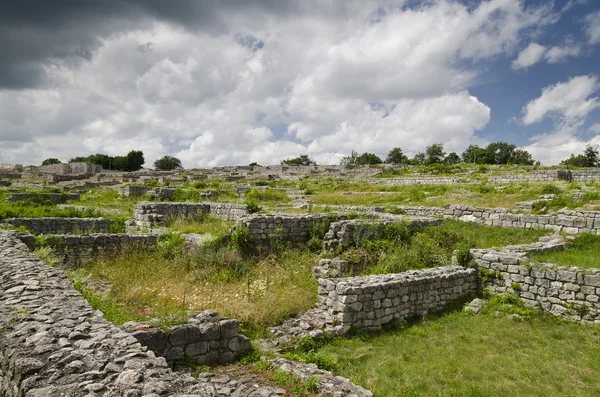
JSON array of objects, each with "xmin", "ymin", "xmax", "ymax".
[
  {"xmin": 485, "ymin": 142, "xmax": 516, "ymax": 165},
  {"xmin": 385, "ymin": 148, "xmax": 408, "ymax": 164},
  {"xmin": 356, "ymin": 152, "xmax": 382, "ymax": 165},
  {"xmin": 584, "ymin": 145, "xmax": 599, "ymax": 167},
  {"xmin": 281, "ymin": 154, "xmax": 315, "ymax": 166},
  {"xmin": 41, "ymin": 158, "xmax": 61, "ymax": 166},
  {"xmin": 411, "ymin": 152, "xmax": 426, "ymax": 165},
  {"xmin": 154, "ymin": 155, "xmax": 183, "ymax": 171},
  {"xmin": 444, "ymin": 152, "xmax": 461, "ymax": 165},
  {"xmin": 425, "ymin": 143, "xmax": 446, "ymax": 165},
  {"xmin": 561, "ymin": 145, "xmax": 599, "ymax": 168},
  {"xmin": 511, "ymin": 149, "xmax": 534, "ymax": 165},
  {"xmin": 461, "ymin": 145, "xmax": 487, "ymax": 164},
  {"xmin": 125, "ymin": 150, "xmax": 145, "ymax": 171}
]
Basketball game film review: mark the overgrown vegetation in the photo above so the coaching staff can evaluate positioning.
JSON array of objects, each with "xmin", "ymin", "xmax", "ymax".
[
  {"xmin": 529, "ymin": 233, "xmax": 600, "ymax": 269},
  {"xmin": 336, "ymin": 220, "xmax": 549, "ymax": 276},
  {"xmin": 316, "ymin": 296, "xmax": 600, "ymax": 397}
]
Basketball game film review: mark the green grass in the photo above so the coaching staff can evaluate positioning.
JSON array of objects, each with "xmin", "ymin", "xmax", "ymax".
[
  {"xmin": 340, "ymin": 220, "xmax": 551, "ymax": 275},
  {"xmin": 70, "ymin": 246, "xmax": 318, "ymax": 334},
  {"xmin": 165, "ymin": 215, "xmax": 233, "ymax": 236},
  {"xmin": 529, "ymin": 233, "xmax": 600, "ymax": 269},
  {"xmin": 317, "ymin": 299, "xmax": 600, "ymax": 397},
  {"xmin": 245, "ymin": 188, "xmax": 291, "ymax": 203}
]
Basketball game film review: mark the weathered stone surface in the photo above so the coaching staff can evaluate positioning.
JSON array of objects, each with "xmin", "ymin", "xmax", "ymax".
[
  {"xmin": 0, "ymin": 230, "xmax": 369, "ymax": 396},
  {"xmin": 467, "ymin": 236, "xmax": 600, "ymax": 323}
]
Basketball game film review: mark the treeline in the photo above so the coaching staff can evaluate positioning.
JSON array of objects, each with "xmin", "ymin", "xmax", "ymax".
[
  {"xmin": 41, "ymin": 153, "xmax": 187, "ymax": 171},
  {"xmin": 342, "ymin": 142, "xmax": 535, "ymax": 166},
  {"xmin": 560, "ymin": 145, "xmax": 599, "ymax": 168},
  {"xmin": 41, "ymin": 151, "xmax": 145, "ymax": 172}
]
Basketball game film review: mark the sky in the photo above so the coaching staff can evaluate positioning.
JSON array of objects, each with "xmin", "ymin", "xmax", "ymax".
[{"xmin": 0, "ymin": 0, "xmax": 599, "ymax": 168}]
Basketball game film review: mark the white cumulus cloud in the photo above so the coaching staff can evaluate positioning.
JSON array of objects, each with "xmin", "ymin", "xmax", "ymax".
[
  {"xmin": 522, "ymin": 75, "xmax": 599, "ymax": 126},
  {"xmin": 512, "ymin": 42, "xmax": 547, "ymax": 70}
]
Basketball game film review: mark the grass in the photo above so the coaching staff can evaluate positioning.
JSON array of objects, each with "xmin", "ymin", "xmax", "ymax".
[
  {"xmin": 338, "ymin": 220, "xmax": 551, "ymax": 275},
  {"xmin": 245, "ymin": 188, "xmax": 291, "ymax": 203},
  {"xmin": 166, "ymin": 215, "xmax": 233, "ymax": 236},
  {"xmin": 301, "ymin": 180, "xmax": 600, "ymax": 210},
  {"xmin": 529, "ymin": 233, "xmax": 600, "ymax": 269},
  {"xmin": 69, "ymin": 246, "xmax": 318, "ymax": 334},
  {"xmin": 316, "ymin": 297, "xmax": 600, "ymax": 397}
]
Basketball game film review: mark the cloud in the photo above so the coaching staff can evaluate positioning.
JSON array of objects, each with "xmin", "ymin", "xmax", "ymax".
[
  {"xmin": 544, "ymin": 44, "xmax": 581, "ymax": 63},
  {"xmin": 0, "ymin": 0, "xmax": 556, "ymax": 167},
  {"xmin": 512, "ymin": 42, "xmax": 547, "ymax": 70},
  {"xmin": 522, "ymin": 75, "xmax": 599, "ymax": 125},
  {"xmin": 521, "ymin": 76, "xmax": 600, "ymax": 165},
  {"xmin": 585, "ymin": 10, "xmax": 600, "ymax": 44}
]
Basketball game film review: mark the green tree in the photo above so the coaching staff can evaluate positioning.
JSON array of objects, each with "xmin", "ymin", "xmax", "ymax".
[
  {"xmin": 461, "ymin": 145, "xmax": 488, "ymax": 164},
  {"xmin": 425, "ymin": 143, "xmax": 446, "ymax": 164},
  {"xmin": 411, "ymin": 152, "xmax": 426, "ymax": 165},
  {"xmin": 281, "ymin": 154, "xmax": 315, "ymax": 166},
  {"xmin": 385, "ymin": 148, "xmax": 408, "ymax": 164},
  {"xmin": 356, "ymin": 152, "xmax": 382, "ymax": 165},
  {"xmin": 485, "ymin": 142, "xmax": 516, "ymax": 165},
  {"xmin": 41, "ymin": 158, "xmax": 61, "ymax": 166},
  {"xmin": 511, "ymin": 149, "xmax": 535, "ymax": 165},
  {"xmin": 560, "ymin": 145, "xmax": 598, "ymax": 168},
  {"xmin": 125, "ymin": 150, "xmax": 145, "ymax": 171},
  {"xmin": 444, "ymin": 152, "xmax": 461, "ymax": 164},
  {"xmin": 154, "ymin": 155, "xmax": 183, "ymax": 171},
  {"xmin": 584, "ymin": 145, "xmax": 599, "ymax": 167}
]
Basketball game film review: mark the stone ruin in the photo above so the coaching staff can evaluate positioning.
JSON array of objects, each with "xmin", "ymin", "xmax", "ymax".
[{"xmin": 0, "ymin": 230, "xmax": 373, "ymax": 397}]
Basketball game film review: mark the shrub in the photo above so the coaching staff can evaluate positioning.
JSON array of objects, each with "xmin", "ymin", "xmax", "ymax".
[
  {"xmin": 230, "ymin": 225, "xmax": 252, "ymax": 255},
  {"xmin": 245, "ymin": 198, "xmax": 262, "ymax": 214},
  {"xmin": 455, "ymin": 245, "xmax": 473, "ymax": 267}
]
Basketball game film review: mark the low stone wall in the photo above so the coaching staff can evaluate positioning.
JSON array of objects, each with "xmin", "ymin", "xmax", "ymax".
[
  {"xmin": 0, "ymin": 230, "xmax": 371, "ymax": 397},
  {"xmin": 4, "ymin": 193, "xmax": 80, "ymax": 203},
  {"xmin": 237, "ymin": 213, "xmax": 337, "ymax": 248},
  {"xmin": 365, "ymin": 176, "xmax": 460, "ymax": 186},
  {"xmin": 123, "ymin": 311, "xmax": 251, "ymax": 366},
  {"xmin": 317, "ymin": 266, "xmax": 477, "ymax": 330},
  {"xmin": 323, "ymin": 217, "xmax": 443, "ymax": 251},
  {"xmin": 0, "ymin": 231, "xmax": 214, "ymax": 396},
  {"xmin": 4, "ymin": 217, "xmax": 111, "ymax": 235},
  {"xmin": 446, "ymin": 204, "xmax": 600, "ymax": 234},
  {"xmin": 119, "ymin": 185, "xmax": 176, "ymax": 199},
  {"xmin": 132, "ymin": 202, "xmax": 249, "ymax": 228},
  {"xmin": 468, "ymin": 237, "xmax": 600, "ymax": 323},
  {"xmin": 49, "ymin": 233, "xmax": 158, "ymax": 266}
]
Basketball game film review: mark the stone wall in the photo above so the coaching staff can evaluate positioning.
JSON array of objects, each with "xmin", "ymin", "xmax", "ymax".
[
  {"xmin": 48, "ymin": 233, "xmax": 158, "ymax": 266},
  {"xmin": 0, "ymin": 230, "xmax": 215, "ymax": 396},
  {"xmin": 446, "ymin": 204, "xmax": 600, "ymax": 234},
  {"xmin": 0, "ymin": 230, "xmax": 371, "ymax": 397},
  {"xmin": 323, "ymin": 217, "xmax": 444, "ymax": 251},
  {"xmin": 317, "ymin": 266, "xmax": 477, "ymax": 331},
  {"xmin": 119, "ymin": 185, "xmax": 176, "ymax": 199},
  {"xmin": 4, "ymin": 193, "xmax": 80, "ymax": 203},
  {"xmin": 4, "ymin": 217, "xmax": 111, "ymax": 235},
  {"xmin": 132, "ymin": 202, "xmax": 249, "ymax": 228},
  {"xmin": 468, "ymin": 237, "xmax": 600, "ymax": 323},
  {"xmin": 123, "ymin": 311, "xmax": 251, "ymax": 366},
  {"xmin": 237, "ymin": 213, "xmax": 337, "ymax": 248},
  {"xmin": 364, "ymin": 176, "xmax": 460, "ymax": 186}
]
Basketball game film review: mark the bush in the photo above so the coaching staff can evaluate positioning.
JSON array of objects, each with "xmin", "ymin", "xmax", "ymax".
[
  {"xmin": 230, "ymin": 225, "xmax": 252, "ymax": 255},
  {"xmin": 245, "ymin": 199, "xmax": 262, "ymax": 214},
  {"xmin": 455, "ymin": 245, "xmax": 473, "ymax": 267}
]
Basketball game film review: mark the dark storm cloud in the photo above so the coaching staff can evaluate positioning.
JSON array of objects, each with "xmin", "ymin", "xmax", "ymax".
[{"xmin": 0, "ymin": 0, "xmax": 302, "ymax": 89}]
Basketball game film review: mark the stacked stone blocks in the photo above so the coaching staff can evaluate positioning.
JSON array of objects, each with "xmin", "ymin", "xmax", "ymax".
[
  {"xmin": 123, "ymin": 311, "xmax": 251, "ymax": 366},
  {"xmin": 317, "ymin": 266, "xmax": 478, "ymax": 331},
  {"xmin": 468, "ymin": 237, "xmax": 600, "ymax": 323}
]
